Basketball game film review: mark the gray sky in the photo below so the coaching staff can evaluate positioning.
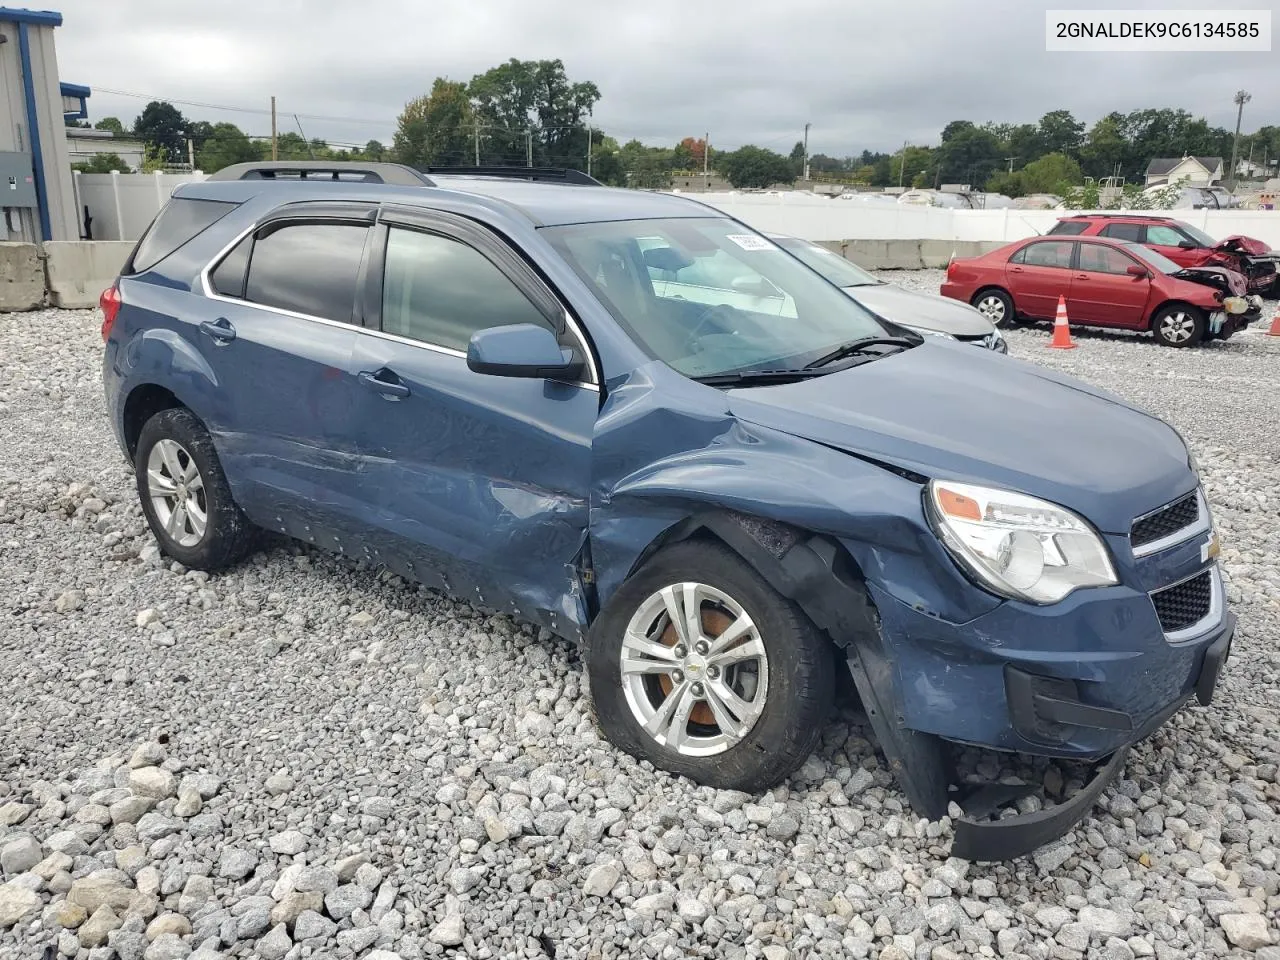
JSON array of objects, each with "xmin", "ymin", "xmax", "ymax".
[{"xmin": 49, "ymin": 0, "xmax": 1277, "ymax": 157}]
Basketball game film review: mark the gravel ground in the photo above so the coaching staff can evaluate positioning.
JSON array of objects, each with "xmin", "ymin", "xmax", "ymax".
[{"xmin": 1, "ymin": 291, "xmax": 1278, "ymax": 960}]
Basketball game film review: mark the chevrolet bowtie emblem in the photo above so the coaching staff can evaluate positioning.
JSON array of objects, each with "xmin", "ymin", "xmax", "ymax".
[{"xmin": 1202, "ymin": 532, "xmax": 1221, "ymax": 563}]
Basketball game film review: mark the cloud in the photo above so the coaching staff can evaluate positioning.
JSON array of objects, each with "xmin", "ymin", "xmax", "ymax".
[{"xmin": 49, "ymin": 0, "xmax": 1276, "ymax": 156}]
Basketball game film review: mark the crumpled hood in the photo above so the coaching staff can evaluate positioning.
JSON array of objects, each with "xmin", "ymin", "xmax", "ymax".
[
  {"xmin": 1173, "ymin": 265, "xmax": 1245, "ymax": 297},
  {"xmin": 727, "ymin": 343, "xmax": 1194, "ymax": 534},
  {"xmin": 1216, "ymin": 235, "xmax": 1271, "ymax": 256},
  {"xmin": 843, "ymin": 284, "xmax": 995, "ymax": 337}
]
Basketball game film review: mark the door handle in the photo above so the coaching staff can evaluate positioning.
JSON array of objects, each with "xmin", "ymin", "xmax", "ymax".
[
  {"xmin": 358, "ymin": 369, "xmax": 410, "ymax": 399},
  {"xmin": 1075, "ymin": 273, "xmax": 1089, "ymax": 279},
  {"xmin": 1009, "ymin": 267, "xmax": 1024, "ymax": 273},
  {"xmin": 199, "ymin": 318, "xmax": 236, "ymax": 344}
]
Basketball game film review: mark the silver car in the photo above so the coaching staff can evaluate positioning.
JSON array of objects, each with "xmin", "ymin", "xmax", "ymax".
[{"xmin": 770, "ymin": 235, "xmax": 1007, "ymax": 352}]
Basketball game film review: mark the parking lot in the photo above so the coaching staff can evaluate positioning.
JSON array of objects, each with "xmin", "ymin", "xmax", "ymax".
[{"xmin": 2, "ymin": 285, "xmax": 1278, "ymax": 959}]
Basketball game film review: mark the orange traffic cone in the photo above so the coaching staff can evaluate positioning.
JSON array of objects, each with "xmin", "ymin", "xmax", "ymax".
[
  {"xmin": 1268, "ymin": 308, "xmax": 1280, "ymax": 337},
  {"xmin": 1048, "ymin": 296, "xmax": 1076, "ymax": 350}
]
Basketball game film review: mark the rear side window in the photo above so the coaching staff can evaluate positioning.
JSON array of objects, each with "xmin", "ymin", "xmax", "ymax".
[
  {"xmin": 130, "ymin": 198, "xmax": 238, "ymax": 273},
  {"xmin": 1100, "ymin": 222, "xmax": 1144, "ymax": 242},
  {"xmin": 1047, "ymin": 220, "xmax": 1088, "ymax": 236},
  {"xmin": 243, "ymin": 223, "xmax": 369, "ymax": 324},
  {"xmin": 1017, "ymin": 240, "xmax": 1074, "ymax": 268}
]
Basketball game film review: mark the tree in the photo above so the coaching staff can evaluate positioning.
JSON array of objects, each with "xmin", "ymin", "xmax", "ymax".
[
  {"xmin": 132, "ymin": 101, "xmax": 188, "ymax": 164},
  {"xmin": 789, "ymin": 141, "xmax": 806, "ymax": 176},
  {"xmin": 618, "ymin": 139, "xmax": 673, "ymax": 189},
  {"xmin": 196, "ymin": 122, "xmax": 262, "ymax": 173},
  {"xmin": 937, "ymin": 125, "xmax": 1001, "ymax": 184},
  {"xmin": 1038, "ymin": 110, "xmax": 1085, "ymax": 156},
  {"xmin": 1018, "ymin": 152, "xmax": 1083, "ymax": 194},
  {"xmin": 716, "ymin": 145, "xmax": 795, "ymax": 189},
  {"xmin": 393, "ymin": 78, "xmax": 474, "ymax": 168},
  {"xmin": 468, "ymin": 59, "xmax": 599, "ymax": 168},
  {"xmin": 679, "ymin": 137, "xmax": 707, "ymax": 170},
  {"xmin": 364, "ymin": 140, "xmax": 387, "ymax": 161},
  {"xmin": 71, "ymin": 152, "xmax": 131, "ymax": 174},
  {"xmin": 94, "ymin": 117, "xmax": 125, "ymax": 135}
]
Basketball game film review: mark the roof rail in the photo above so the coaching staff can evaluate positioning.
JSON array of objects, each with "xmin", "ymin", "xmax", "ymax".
[
  {"xmin": 206, "ymin": 161, "xmax": 432, "ymax": 187},
  {"xmin": 422, "ymin": 166, "xmax": 603, "ymax": 186},
  {"xmin": 1066, "ymin": 213, "xmax": 1173, "ymax": 220}
]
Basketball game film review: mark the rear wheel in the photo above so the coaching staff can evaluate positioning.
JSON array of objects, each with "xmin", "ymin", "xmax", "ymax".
[
  {"xmin": 1151, "ymin": 304, "xmax": 1205, "ymax": 347},
  {"xmin": 972, "ymin": 288, "xmax": 1016, "ymax": 328},
  {"xmin": 585, "ymin": 540, "xmax": 834, "ymax": 792},
  {"xmin": 135, "ymin": 408, "xmax": 258, "ymax": 570}
]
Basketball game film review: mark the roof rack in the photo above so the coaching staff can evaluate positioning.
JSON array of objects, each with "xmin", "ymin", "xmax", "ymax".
[
  {"xmin": 206, "ymin": 161, "xmax": 431, "ymax": 186},
  {"xmin": 1064, "ymin": 213, "xmax": 1173, "ymax": 221},
  {"xmin": 423, "ymin": 166, "xmax": 603, "ymax": 186}
]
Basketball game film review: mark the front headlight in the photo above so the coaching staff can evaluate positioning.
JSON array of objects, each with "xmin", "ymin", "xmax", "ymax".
[
  {"xmin": 926, "ymin": 480, "xmax": 1118, "ymax": 604},
  {"xmin": 903, "ymin": 324, "xmax": 955, "ymax": 340}
]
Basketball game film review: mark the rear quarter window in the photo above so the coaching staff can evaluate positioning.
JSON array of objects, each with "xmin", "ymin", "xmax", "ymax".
[
  {"xmin": 1047, "ymin": 221, "xmax": 1088, "ymax": 236},
  {"xmin": 128, "ymin": 198, "xmax": 240, "ymax": 274}
]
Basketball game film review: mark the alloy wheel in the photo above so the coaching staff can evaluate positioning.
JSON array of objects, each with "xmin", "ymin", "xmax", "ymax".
[
  {"xmin": 976, "ymin": 294, "xmax": 1006, "ymax": 324},
  {"xmin": 146, "ymin": 439, "xmax": 208, "ymax": 548},
  {"xmin": 1159, "ymin": 311, "xmax": 1196, "ymax": 344},
  {"xmin": 619, "ymin": 582, "xmax": 769, "ymax": 757}
]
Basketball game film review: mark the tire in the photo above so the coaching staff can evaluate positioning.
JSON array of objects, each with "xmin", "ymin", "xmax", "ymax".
[
  {"xmin": 971, "ymin": 288, "xmax": 1016, "ymax": 328},
  {"xmin": 135, "ymin": 407, "xmax": 258, "ymax": 570},
  {"xmin": 585, "ymin": 539, "xmax": 835, "ymax": 792},
  {"xmin": 1151, "ymin": 304, "xmax": 1206, "ymax": 347}
]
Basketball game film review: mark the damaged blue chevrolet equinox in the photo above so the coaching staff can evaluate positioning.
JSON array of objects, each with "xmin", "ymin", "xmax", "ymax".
[{"xmin": 101, "ymin": 162, "xmax": 1234, "ymax": 860}]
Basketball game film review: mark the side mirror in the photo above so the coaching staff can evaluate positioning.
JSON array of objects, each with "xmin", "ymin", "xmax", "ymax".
[
  {"xmin": 1125, "ymin": 264, "xmax": 1149, "ymax": 278},
  {"xmin": 466, "ymin": 323, "xmax": 584, "ymax": 381},
  {"xmin": 1177, "ymin": 239, "xmax": 1198, "ymax": 249}
]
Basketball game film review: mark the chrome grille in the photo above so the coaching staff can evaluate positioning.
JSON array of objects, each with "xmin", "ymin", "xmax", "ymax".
[
  {"xmin": 1131, "ymin": 491, "xmax": 1199, "ymax": 550},
  {"xmin": 1152, "ymin": 570, "xmax": 1213, "ymax": 634}
]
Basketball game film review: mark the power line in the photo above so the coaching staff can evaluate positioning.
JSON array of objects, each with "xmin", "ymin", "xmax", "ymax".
[{"xmin": 93, "ymin": 86, "xmax": 393, "ymax": 126}]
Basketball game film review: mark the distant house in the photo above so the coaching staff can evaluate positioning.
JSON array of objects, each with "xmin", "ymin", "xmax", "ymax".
[
  {"xmin": 65, "ymin": 127, "xmax": 147, "ymax": 172},
  {"xmin": 1144, "ymin": 156, "xmax": 1223, "ymax": 187},
  {"xmin": 1235, "ymin": 157, "xmax": 1276, "ymax": 180}
]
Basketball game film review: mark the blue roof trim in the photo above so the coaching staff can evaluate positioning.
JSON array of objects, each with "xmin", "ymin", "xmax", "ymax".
[
  {"xmin": 0, "ymin": 7, "xmax": 63, "ymax": 26},
  {"xmin": 60, "ymin": 82, "xmax": 91, "ymax": 97}
]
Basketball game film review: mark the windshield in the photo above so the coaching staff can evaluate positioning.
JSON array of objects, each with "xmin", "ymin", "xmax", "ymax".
[
  {"xmin": 1174, "ymin": 221, "xmax": 1217, "ymax": 247},
  {"xmin": 543, "ymin": 217, "xmax": 890, "ymax": 379},
  {"xmin": 1123, "ymin": 242, "xmax": 1183, "ymax": 274},
  {"xmin": 775, "ymin": 237, "xmax": 882, "ymax": 287}
]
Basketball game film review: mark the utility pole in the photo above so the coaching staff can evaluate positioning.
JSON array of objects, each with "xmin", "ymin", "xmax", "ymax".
[
  {"xmin": 474, "ymin": 119, "xmax": 481, "ymax": 165},
  {"xmin": 1229, "ymin": 89, "xmax": 1251, "ymax": 190},
  {"xmin": 802, "ymin": 122, "xmax": 811, "ymax": 180},
  {"xmin": 526, "ymin": 129, "xmax": 533, "ymax": 168},
  {"xmin": 898, "ymin": 140, "xmax": 908, "ymax": 189},
  {"xmin": 587, "ymin": 121, "xmax": 592, "ymax": 177},
  {"xmin": 704, "ymin": 132, "xmax": 710, "ymax": 187},
  {"xmin": 187, "ymin": 139, "xmax": 195, "ymax": 172},
  {"xmin": 270, "ymin": 96, "xmax": 278, "ymax": 161}
]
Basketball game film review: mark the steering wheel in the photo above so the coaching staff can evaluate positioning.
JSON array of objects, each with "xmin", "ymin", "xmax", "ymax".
[{"xmin": 683, "ymin": 304, "xmax": 740, "ymax": 352}]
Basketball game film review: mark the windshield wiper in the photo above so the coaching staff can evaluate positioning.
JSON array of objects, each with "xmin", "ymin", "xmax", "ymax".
[
  {"xmin": 692, "ymin": 368, "xmax": 829, "ymax": 387},
  {"xmin": 803, "ymin": 336, "xmax": 917, "ymax": 369}
]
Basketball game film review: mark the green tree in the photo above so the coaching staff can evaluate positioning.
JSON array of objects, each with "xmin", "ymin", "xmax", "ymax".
[
  {"xmin": 71, "ymin": 152, "xmax": 131, "ymax": 174},
  {"xmin": 132, "ymin": 101, "xmax": 188, "ymax": 164},
  {"xmin": 273, "ymin": 132, "xmax": 313, "ymax": 160},
  {"xmin": 936, "ymin": 125, "xmax": 1001, "ymax": 185},
  {"xmin": 196, "ymin": 122, "xmax": 262, "ymax": 173},
  {"xmin": 94, "ymin": 117, "xmax": 124, "ymax": 134},
  {"xmin": 788, "ymin": 141, "xmax": 806, "ymax": 176},
  {"xmin": 618, "ymin": 139, "xmax": 673, "ymax": 189},
  {"xmin": 716, "ymin": 145, "xmax": 795, "ymax": 189},
  {"xmin": 363, "ymin": 140, "xmax": 387, "ymax": 161},
  {"xmin": 468, "ymin": 59, "xmax": 599, "ymax": 168},
  {"xmin": 1037, "ymin": 109, "xmax": 1085, "ymax": 156},
  {"xmin": 393, "ymin": 78, "xmax": 474, "ymax": 168},
  {"xmin": 1080, "ymin": 113, "xmax": 1128, "ymax": 179},
  {"xmin": 1018, "ymin": 152, "xmax": 1083, "ymax": 194}
]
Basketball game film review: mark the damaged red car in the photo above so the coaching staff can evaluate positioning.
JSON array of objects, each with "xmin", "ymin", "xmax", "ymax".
[
  {"xmin": 1049, "ymin": 214, "xmax": 1280, "ymax": 299},
  {"xmin": 942, "ymin": 235, "xmax": 1257, "ymax": 346}
]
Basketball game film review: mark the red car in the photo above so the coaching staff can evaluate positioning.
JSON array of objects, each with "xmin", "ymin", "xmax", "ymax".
[
  {"xmin": 1048, "ymin": 214, "xmax": 1280, "ymax": 297},
  {"xmin": 940, "ymin": 235, "xmax": 1255, "ymax": 347}
]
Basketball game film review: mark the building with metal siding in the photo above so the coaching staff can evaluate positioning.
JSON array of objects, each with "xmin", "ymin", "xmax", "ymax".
[{"xmin": 0, "ymin": 6, "xmax": 79, "ymax": 241}]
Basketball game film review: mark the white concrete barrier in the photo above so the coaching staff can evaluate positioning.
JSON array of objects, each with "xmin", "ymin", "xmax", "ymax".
[
  {"xmin": 43, "ymin": 241, "xmax": 134, "ymax": 309},
  {"xmin": 0, "ymin": 243, "xmax": 46, "ymax": 312}
]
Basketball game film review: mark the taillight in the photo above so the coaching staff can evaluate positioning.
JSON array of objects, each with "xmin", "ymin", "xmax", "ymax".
[{"xmin": 100, "ymin": 285, "xmax": 121, "ymax": 342}]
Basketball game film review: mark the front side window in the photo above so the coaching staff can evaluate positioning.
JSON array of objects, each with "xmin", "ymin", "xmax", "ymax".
[
  {"xmin": 1146, "ymin": 224, "xmax": 1189, "ymax": 247},
  {"xmin": 775, "ymin": 238, "xmax": 882, "ymax": 287},
  {"xmin": 1100, "ymin": 222, "xmax": 1143, "ymax": 242},
  {"xmin": 1175, "ymin": 221, "xmax": 1216, "ymax": 246},
  {"xmin": 1077, "ymin": 244, "xmax": 1139, "ymax": 275},
  {"xmin": 380, "ymin": 227, "xmax": 553, "ymax": 352},
  {"xmin": 544, "ymin": 217, "xmax": 889, "ymax": 379},
  {"xmin": 1122, "ymin": 242, "xmax": 1182, "ymax": 275},
  {"xmin": 1019, "ymin": 240, "xmax": 1075, "ymax": 269},
  {"xmin": 243, "ymin": 222, "xmax": 369, "ymax": 323}
]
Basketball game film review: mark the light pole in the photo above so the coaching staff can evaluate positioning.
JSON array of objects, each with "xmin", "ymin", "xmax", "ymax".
[
  {"xmin": 1229, "ymin": 89, "xmax": 1251, "ymax": 190},
  {"xmin": 803, "ymin": 122, "xmax": 810, "ymax": 180},
  {"xmin": 898, "ymin": 141, "xmax": 908, "ymax": 189}
]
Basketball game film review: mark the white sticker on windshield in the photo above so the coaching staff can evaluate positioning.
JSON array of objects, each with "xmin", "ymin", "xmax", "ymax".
[{"xmin": 726, "ymin": 234, "xmax": 776, "ymax": 251}]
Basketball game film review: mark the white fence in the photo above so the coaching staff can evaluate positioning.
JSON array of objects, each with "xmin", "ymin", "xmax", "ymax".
[
  {"xmin": 692, "ymin": 192, "xmax": 1280, "ymax": 251},
  {"xmin": 71, "ymin": 171, "xmax": 209, "ymax": 242}
]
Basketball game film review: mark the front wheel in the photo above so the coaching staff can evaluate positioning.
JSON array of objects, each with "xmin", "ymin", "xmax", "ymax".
[
  {"xmin": 585, "ymin": 540, "xmax": 834, "ymax": 792},
  {"xmin": 1151, "ymin": 305, "xmax": 1205, "ymax": 347},
  {"xmin": 972, "ymin": 288, "xmax": 1016, "ymax": 328}
]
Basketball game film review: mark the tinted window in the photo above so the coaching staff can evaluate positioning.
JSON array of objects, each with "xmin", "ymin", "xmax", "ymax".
[
  {"xmin": 1047, "ymin": 221, "xmax": 1088, "ymax": 236},
  {"xmin": 1078, "ymin": 244, "xmax": 1138, "ymax": 275},
  {"xmin": 131, "ymin": 198, "xmax": 238, "ymax": 273},
  {"xmin": 380, "ymin": 227, "xmax": 553, "ymax": 351},
  {"xmin": 1146, "ymin": 224, "xmax": 1188, "ymax": 247},
  {"xmin": 1020, "ymin": 241, "xmax": 1074, "ymax": 268},
  {"xmin": 1100, "ymin": 222, "xmax": 1144, "ymax": 242},
  {"xmin": 244, "ymin": 223, "xmax": 369, "ymax": 324},
  {"xmin": 210, "ymin": 236, "xmax": 251, "ymax": 299}
]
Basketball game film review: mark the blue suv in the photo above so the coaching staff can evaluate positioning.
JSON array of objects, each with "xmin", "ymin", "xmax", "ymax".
[{"xmin": 101, "ymin": 162, "xmax": 1233, "ymax": 860}]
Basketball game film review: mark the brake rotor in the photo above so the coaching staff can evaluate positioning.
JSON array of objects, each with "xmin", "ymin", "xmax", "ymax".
[{"xmin": 657, "ymin": 607, "xmax": 734, "ymax": 726}]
